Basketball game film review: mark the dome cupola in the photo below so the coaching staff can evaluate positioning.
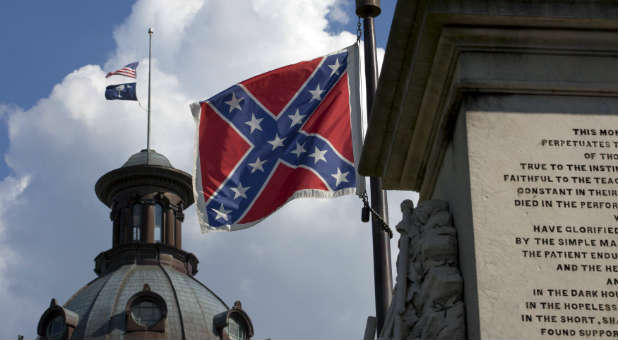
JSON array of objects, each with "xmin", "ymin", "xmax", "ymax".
[
  {"xmin": 37, "ymin": 149, "xmax": 254, "ymax": 339},
  {"xmin": 94, "ymin": 149, "xmax": 196, "ymax": 276}
]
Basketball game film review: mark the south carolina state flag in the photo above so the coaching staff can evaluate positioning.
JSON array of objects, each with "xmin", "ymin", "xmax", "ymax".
[{"xmin": 191, "ymin": 44, "xmax": 365, "ymax": 232}]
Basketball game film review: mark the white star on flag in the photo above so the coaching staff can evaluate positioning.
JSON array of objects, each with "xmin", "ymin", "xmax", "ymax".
[
  {"xmin": 212, "ymin": 204, "xmax": 231, "ymax": 221},
  {"xmin": 309, "ymin": 84, "xmax": 324, "ymax": 101},
  {"xmin": 267, "ymin": 134, "xmax": 286, "ymax": 150},
  {"xmin": 288, "ymin": 109, "xmax": 306, "ymax": 127},
  {"xmin": 331, "ymin": 168, "xmax": 349, "ymax": 186},
  {"xmin": 245, "ymin": 113, "xmax": 263, "ymax": 133},
  {"xmin": 291, "ymin": 142, "xmax": 306, "ymax": 158},
  {"xmin": 328, "ymin": 58, "xmax": 341, "ymax": 76},
  {"xmin": 224, "ymin": 93, "xmax": 244, "ymax": 112},
  {"xmin": 248, "ymin": 157, "xmax": 266, "ymax": 173},
  {"xmin": 308, "ymin": 146, "xmax": 327, "ymax": 164},
  {"xmin": 230, "ymin": 183, "xmax": 250, "ymax": 200}
]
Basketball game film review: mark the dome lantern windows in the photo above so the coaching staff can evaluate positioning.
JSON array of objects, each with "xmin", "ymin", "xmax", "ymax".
[
  {"xmin": 125, "ymin": 198, "xmax": 172, "ymax": 245},
  {"xmin": 154, "ymin": 203, "xmax": 163, "ymax": 243},
  {"xmin": 132, "ymin": 203, "xmax": 142, "ymax": 242}
]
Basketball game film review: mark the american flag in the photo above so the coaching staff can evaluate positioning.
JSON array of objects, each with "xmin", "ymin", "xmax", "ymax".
[
  {"xmin": 191, "ymin": 44, "xmax": 364, "ymax": 232},
  {"xmin": 105, "ymin": 62, "xmax": 138, "ymax": 78}
]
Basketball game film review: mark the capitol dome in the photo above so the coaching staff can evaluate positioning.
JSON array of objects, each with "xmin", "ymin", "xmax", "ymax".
[
  {"xmin": 61, "ymin": 264, "xmax": 230, "ymax": 339},
  {"xmin": 37, "ymin": 150, "xmax": 253, "ymax": 340}
]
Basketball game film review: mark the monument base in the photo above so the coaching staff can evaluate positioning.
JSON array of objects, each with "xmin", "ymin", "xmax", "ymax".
[
  {"xmin": 358, "ymin": 1, "xmax": 618, "ymax": 339},
  {"xmin": 432, "ymin": 96, "xmax": 618, "ymax": 339}
]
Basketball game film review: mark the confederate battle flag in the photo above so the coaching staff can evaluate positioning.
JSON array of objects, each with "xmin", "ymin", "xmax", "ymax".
[{"xmin": 190, "ymin": 44, "xmax": 364, "ymax": 232}]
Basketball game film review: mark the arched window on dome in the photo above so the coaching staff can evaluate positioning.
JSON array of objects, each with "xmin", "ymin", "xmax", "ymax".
[
  {"xmin": 213, "ymin": 301, "xmax": 254, "ymax": 340},
  {"xmin": 132, "ymin": 204, "xmax": 142, "ymax": 242},
  {"xmin": 126, "ymin": 284, "xmax": 167, "ymax": 333},
  {"xmin": 226, "ymin": 315, "xmax": 248, "ymax": 340},
  {"xmin": 154, "ymin": 203, "xmax": 163, "ymax": 243},
  {"xmin": 37, "ymin": 298, "xmax": 79, "ymax": 340},
  {"xmin": 46, "ymin": 315, "xmax": 65, "ymax": 339}
]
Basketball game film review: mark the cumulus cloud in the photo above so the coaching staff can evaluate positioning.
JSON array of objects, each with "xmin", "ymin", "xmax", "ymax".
[
  {"xmin": 0, "ymin": 175, "xmax": 29, "ymax": 281},
  {"xmin": 327, "ymin": 0, "xmax": 351, "ymax": 25},
  {"xmin": 0, "ymin": 174, "xmax": 36, "ymax": 334},
  {"xmin": 0, "ymin": 1, "xmax": 417, "ymax": 338}
]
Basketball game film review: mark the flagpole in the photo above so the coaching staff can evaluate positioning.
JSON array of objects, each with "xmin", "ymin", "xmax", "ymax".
[
  {"xmin": 356, "ymin": 0, "xmax": 393, "ymax": 336},
  {"xmin": 147, "ymin": 28, "xmax": 153, "ymax": 165}
]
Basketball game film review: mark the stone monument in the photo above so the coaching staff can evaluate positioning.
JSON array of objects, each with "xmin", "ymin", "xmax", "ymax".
[{"xmin": 360, "ymin": 1, "xmax": 618, "ymax": 339}]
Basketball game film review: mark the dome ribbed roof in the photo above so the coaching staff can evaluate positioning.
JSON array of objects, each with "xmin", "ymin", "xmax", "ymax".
[
  {"xmin": 122, "ymin": 149, "xmax": 173, "ymax": 168},
  {"xmin": 64, "ymin": 264, "xmax": 227, "ymax": 339}
]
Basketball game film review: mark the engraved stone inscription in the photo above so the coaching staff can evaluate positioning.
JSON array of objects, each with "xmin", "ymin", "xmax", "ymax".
[{"xmin": 467, "ymin": 112, "xmax": 618, "ymax": 340}]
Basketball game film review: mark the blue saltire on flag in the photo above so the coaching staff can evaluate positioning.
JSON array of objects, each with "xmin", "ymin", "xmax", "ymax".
[
  {"xmin": 105, "ymin": 83, "xmax": 137, "ymax": 101},
  {"xmin": 190, "ymin": 44, "xmax": 365, "ymax": 232}
]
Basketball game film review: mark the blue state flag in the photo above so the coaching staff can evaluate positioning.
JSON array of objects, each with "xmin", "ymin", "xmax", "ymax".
[{"xmin": 105, "ymin": 83, "xmax": 137, "ymax": 101}]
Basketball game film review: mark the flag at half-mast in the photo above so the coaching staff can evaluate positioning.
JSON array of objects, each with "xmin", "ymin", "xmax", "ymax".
[
  {"xmin": 105, "ymin": 83, "xmax": 137, "ymax": 101},
  {"xmin": 104, "ymin": 61, "xmax": 139, "ymax": 101},
  {"xmin": 106, "ymin": 61, "xmax": 139, "ymax": 78},
  {"xmin": 190, "ymin": 44, "xmax": 365, "ymax": 232}
]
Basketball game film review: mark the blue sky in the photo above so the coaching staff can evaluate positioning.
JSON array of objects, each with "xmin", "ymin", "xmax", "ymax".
[
  {"xmin": 0, "ymin": 1, "xmax": 394, "ymax": 179},
  {"xmin": 0, "ymin": 1, "xmax": 134, "ymax": 178},
  {"xmin": 0, "ymin": 1, "xmax": 410, "ymax": 339}
]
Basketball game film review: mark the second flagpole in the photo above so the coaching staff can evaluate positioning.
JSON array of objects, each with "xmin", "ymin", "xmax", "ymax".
[
  {"xmin": 356, "ymin": 0, "xmax": 393, "ymax": 336},
  {"xmin": 146, "ymin": 28, "xmax": 153, "ymax": 165}
]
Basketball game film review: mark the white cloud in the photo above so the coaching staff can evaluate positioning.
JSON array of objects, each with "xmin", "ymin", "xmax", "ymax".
[
  {"xmin": 327, "ymin": 0, "xmax": 351, "ymax": 25},
  {"xmin": 0, "ymin": 174, "xmax": 37, "ymax": 338},
  {"xmin": 0, "ymin": 174, "xmax": 30, "ymax": 279},
  {"xmin": 0, "ymin": 1, "xmax": 414, "ymax": 339},
  {"xmin": 0, "ymin": 103, "xmax": 11, "ymax": 119}
]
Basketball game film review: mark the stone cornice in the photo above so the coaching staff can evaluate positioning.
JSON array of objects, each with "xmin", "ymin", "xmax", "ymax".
[
  {"xmin": 95, "ymin": 165, "xmax": 194, "ymax": 208},
  {"xmin": 94, "ymin": 243, "xmax": 199, "ymax": 276},
  {"xmin": 359, "ymin": 0, "xmax": 618, "ymax": 196}
]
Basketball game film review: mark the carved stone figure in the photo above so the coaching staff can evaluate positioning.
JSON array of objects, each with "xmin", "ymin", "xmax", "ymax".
[{"xmin": 380, "ymin": 200, "xmax": 465, "ymax": 339}]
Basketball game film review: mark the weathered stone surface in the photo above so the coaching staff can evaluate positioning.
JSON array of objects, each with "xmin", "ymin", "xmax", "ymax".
[
  {"xmin": 380, "ymin": 199, "xmax": 465, "ymax": 340},
  {"xmin": 467, "ymin": 112, "xmax": 618, "ymax": 339}
]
